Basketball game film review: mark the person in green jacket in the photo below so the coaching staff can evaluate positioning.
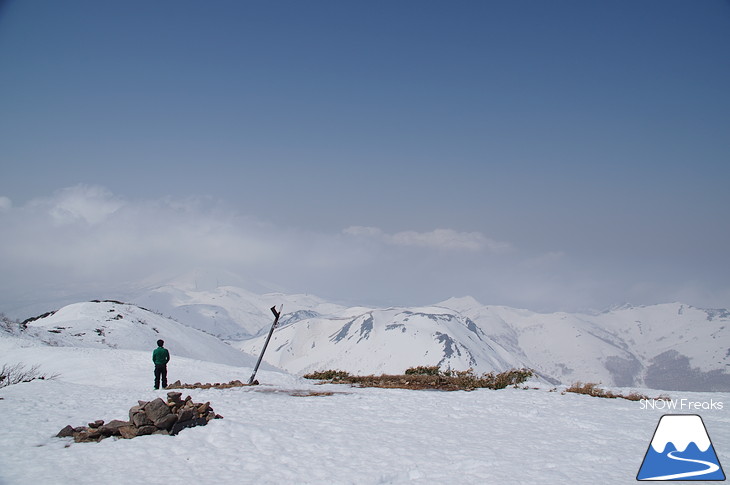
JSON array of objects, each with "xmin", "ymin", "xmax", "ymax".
[{"xmin": 152, "ymin": 339, "xmax": 170, "ymax": 389}]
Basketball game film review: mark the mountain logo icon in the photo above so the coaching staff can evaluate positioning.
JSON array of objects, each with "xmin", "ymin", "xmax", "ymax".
[{"xmin": 637, "ymin": 414, "xmax": 726, "ymax": 481}]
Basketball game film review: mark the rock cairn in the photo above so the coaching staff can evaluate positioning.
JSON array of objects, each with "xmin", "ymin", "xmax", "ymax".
[{"xmin": 56, "ymin": 391, "xmax": 222, "ymax": 443}]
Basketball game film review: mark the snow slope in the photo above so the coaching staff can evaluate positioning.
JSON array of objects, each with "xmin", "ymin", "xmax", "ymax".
[
  {"xmin": 593, "ymin": 303, "xmax": 730, "ymax": 389},
  {"xmin": 1, "ymin": 336, "xmax": 728, "ymax": 485},
  {"xmin": 235, "ymin": 305, "xmax": 525, "ymax": 376},
  {"xmin": 132, "ymin": 283, "xmax": 345, "ymax": 339},
  {"xmin": 15, "ymin": 288, "xmax": 729, "ymax": 391},
  {"xmin": 439, "ymin": 298, "xmax": 730, "ymax": 391},
  {"xmin": 231, "ymin": 296, "xmax": 730, "ymax": 391},
  {"xmin": 19, "ymin": 300, "xmax": 257, "ymax": 367}
]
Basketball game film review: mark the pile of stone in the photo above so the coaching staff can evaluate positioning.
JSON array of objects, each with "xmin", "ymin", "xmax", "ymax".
[
  {"xmin": 56, "ymin": 391, "xmax": 222, "ymax": 443},
  {"xmin": 166, "ymin": 379, "xmax": 254, "ymax": 390}
]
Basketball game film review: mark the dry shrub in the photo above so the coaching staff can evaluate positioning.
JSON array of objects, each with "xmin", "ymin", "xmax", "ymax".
[
  {"xmin": 302, "ymin": 370, "xmax": 352, "ymax": 381},
  {"xmin": 404, "ymin": 365, "xmax": 441, "ymax": 376},
  {"xmin": 0, "ymin": 362, "xmax": 58, "ymax": 388},
  {"xmin": 564, "ymin": 382, "xmax": 670, "ymax": 402},
  {"xmin": 304, "ymin": 367, "xmax": 534, "ymax": 391}
]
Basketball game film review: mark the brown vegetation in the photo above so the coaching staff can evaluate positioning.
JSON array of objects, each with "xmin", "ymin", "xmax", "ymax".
[
  {"xmin": 563, "ymin": 382, "xmax": 670, "ymax": 401},
  {"xmin": 303, "ymin": 366, "xmax": 534, "ymax": 391}
]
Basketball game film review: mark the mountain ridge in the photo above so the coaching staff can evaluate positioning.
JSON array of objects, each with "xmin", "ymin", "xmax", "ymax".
[
  {"xmin": 12, "ymin": 300, "xmax": 259, "ymax": 368},
  {"xmin": 7, "ymin": 284, "xmax": 729, "ymax": 391}
]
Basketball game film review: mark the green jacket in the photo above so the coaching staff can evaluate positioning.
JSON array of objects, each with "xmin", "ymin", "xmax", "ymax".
[{"xmin": 152, "ymin": 346, "xmax": 170, "ymax": 365}]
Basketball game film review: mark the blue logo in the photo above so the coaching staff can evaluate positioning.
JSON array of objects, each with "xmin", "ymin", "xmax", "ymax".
[{"xmin": 637, "ymin": 414, "xmax": 725, "ymax": 481}]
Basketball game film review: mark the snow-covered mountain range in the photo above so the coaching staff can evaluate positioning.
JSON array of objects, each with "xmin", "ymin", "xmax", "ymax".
[
  {"xmin": 130, "ymin": 274, "xmax": 344, "ymax": 340},
  {"xmin": 234, "ymin": 305, "xmax": 524, "ymax": 376},
  {"xmin": 12, "ymin": 300, "xmax": 256, "ymax": 368},
  {"xmin": 234, "ymin": 295, "xmax": 729, "ymax": 391},
  {"xmin": 439, "ymin": 297, "xmax": 730, "ymax": 391},
  {"xmin": 6, "ymin": 279, "xmax": 729, "ymax": 391}
]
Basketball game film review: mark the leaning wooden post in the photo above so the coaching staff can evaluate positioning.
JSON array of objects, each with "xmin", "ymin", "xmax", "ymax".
[{"xmin": 248, "ymin": 305, "xmax": 282, "ymax": 385}]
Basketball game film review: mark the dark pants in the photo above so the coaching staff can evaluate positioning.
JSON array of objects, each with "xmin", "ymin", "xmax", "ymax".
[{"xmin": 154, "ymin": 364, "xmax": 168, "ymax": 389}]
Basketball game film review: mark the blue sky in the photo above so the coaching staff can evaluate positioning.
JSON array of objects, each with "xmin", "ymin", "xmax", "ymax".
[{"xmin": 1, "ymin": 0, "xmax": 729, "ymax": 316}]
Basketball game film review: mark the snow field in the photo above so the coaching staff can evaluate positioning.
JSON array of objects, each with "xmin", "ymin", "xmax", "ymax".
[{"xmin": 1, "ymin": 344, "xmax": 728, "ymax": 484}]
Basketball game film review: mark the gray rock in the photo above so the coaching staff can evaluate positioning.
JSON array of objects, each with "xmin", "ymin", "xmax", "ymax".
[
  {"xmin": 56, "ymin": 425, "xmax": 75, "ymax": 438},
  {"xmin": 136, "ymin": 425, "xmax": 156, "ymax": 436},
  {"xmin": 129, "ymin": 405, "xmax": 142, "ymax": 421},
  {"xmin": 99, "ymin": 420, "xmax": 131, "ymax": 436},
  {"xmin": 118, "ymin": 425, "xmax": 138, "ymax": 439},
  {"xmin": 143, "ymin": 398, "xmax": 171, "ymax": 422},
  {"xmin": 73, "ymin": 431, "xmax": 95, "ymax": 443},
  {"xmin": 170, "ymin": 418, "xmax": 197, "ymax": 436},
  {"xmin": 74, "ymin": 428, "xmax": 102, "ymax": 443},
  {"xmin": 98, "ymin": 426, "xmax": 118, "ymax": 437},
  {"xmin": 132, "ymin": 411, "xmax": 153, "ymax": 427},
  {"xmin": 154, "ymin": 413, "xmax": 178, "ymax": 430},
  {"xmin": 106, "ymin": 419, "xmax": 131, "ymax": 428},
  {"xmin": 177, "ymin": 408, "xmax": 194, "ymax": 422}
]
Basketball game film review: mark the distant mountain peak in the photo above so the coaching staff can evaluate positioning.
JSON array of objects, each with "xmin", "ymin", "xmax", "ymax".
[{"xmin": 437, "ymin": 296, "xmax": 484, "ymax": 311}]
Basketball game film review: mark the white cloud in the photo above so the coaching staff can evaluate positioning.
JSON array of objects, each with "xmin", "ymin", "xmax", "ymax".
[
  {"xmin": 0, "ymin": 196, "xmax": 11, "ymax": 212},
  {"xmin": 0, "ymin": 188, "xmax": 276, "ymax": 281},
  {"xmin": 30, "ymin": 185, "xmax": 124, "ymax": 225},
  {"xmin": 343, "ymin": 226, "xmax": 512, "ymax": 252},
  {"xmin": 0, "ymin": 186, "xmax": 370, "ymax": 313}
]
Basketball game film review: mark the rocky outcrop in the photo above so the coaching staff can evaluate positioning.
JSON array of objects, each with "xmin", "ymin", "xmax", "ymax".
[{"xmin": 57, "ymin": 392, "xmax": 222, "ymax": 443}]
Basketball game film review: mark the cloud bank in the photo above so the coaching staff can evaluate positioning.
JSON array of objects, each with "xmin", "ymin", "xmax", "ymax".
[
  {"xmin": 343, "ymin": 226, "xmax": 511, "ymax": 252},
  {"xmin": 0, "ymin": 185, "xmax": 727, "ymax": 318}
]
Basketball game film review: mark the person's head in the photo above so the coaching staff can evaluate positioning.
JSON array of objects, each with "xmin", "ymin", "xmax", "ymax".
[{"xmin": 157, "ymin": 339, "xmax": 164, "ymax": 347}]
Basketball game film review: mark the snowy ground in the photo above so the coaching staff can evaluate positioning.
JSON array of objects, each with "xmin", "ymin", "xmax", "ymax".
[{"xmin": 1, "ymin": 339, "xmax": 728, "ymax": 484}]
